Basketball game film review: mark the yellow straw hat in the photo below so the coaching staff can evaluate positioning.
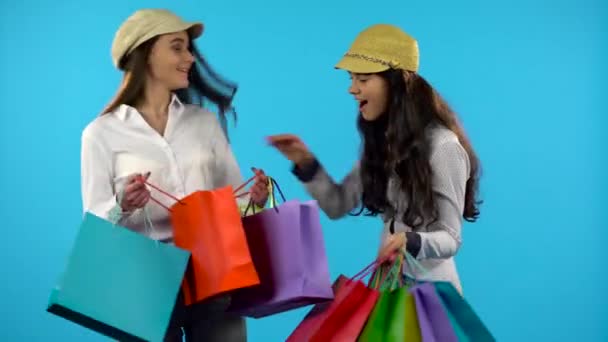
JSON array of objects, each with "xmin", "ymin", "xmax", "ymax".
[
  {"xmin": 111, "ymin": 9, "xmax": 204, "ymax": 69},
  {"xmin": 335, "ymin": 24, "xmax": 419, "ymax": 73}
]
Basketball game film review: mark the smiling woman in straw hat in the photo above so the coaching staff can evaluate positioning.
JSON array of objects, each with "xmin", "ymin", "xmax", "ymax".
[
  {"xmin": 80, "ymin": 8, "xmax": 268, "ymax": 341},
  {"xmin": 268, "ymin": 24, "xmax": 482, "ymax": 294}
]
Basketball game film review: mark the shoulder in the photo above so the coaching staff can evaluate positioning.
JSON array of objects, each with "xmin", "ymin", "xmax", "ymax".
[
  {"xmin": 427, "ymin": 125, "xmax": 470, "ymax": 173},
  {"xmin": 182, "ymin": 104, "xmax": 223, "ymax": 129},
  {"xmin": 428, "ymin": 125, "xmax": 460, "ymax": 149},
  {"xmin": 181, "ymin": 104, "xmax": 231, "ymax": 145},
  {"xmin": 81, "ymin": 111, "xmax": 120, "ymax": 144},
  {"xmin": 183, "ymin": 104, "xmax": 215, "ymax": 118}
]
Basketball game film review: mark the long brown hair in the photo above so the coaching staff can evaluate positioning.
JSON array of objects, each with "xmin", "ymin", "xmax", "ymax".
[
  {"xmin": 101, "ymin": 33, "xmax": 237, "ymax": 135},
  {"xmin": 355, "ymin": 69, "xmax": 481, "ymax": 228}
]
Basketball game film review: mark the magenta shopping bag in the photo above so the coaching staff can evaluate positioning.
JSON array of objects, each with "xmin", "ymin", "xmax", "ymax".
[{"xmin": 228, "ymin": 179, "xmax": 333, "ymax": 318}]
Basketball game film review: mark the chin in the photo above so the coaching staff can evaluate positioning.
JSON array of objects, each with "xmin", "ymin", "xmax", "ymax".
[
  {"xmin": 172, "ymin": 81, "xmax": 190, "ymax": 90},
  {"xmin": 361, "ymin": 112, "xmax": 381, "ymax": 122}
]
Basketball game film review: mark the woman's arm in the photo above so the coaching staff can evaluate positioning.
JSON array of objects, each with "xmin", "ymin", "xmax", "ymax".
[
  {"xmin": 292, "ymin": 159, "xmax": 362, "ymax": 219},
  {"xmin": 415, "ymin": 140, "xmax": 470, "ymax": 259},
  {"xmin": 81, "ymin": 131, "xmax": 133, "ymax": 224}
]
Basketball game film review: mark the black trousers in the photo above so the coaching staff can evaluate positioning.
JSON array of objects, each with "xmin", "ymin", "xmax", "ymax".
[{"xmin": 164, "ymin": 292, "xmax": 246, "ymax": 342}]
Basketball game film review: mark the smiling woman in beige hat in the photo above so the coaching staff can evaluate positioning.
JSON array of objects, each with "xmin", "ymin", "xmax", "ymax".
[
  {"xmin": 80, "ymin": 8, "xmax": 267, "ymax": 341},
  {"xmin": 268, "ymin": 24, "xmax": 482, "ymax": 294}
]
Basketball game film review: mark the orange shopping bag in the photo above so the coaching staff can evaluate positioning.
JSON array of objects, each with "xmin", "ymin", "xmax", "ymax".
[{"xmin": 142, "ymin": 176, "xmax": 260, "ymax": 306}]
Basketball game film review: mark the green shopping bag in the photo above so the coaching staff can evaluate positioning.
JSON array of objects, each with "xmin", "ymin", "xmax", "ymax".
[
  {"xmin": 47, "ymin": 212, "xmax": 190, "ymax": 341},
  {"xmin": 357, "ymin": 255, "xmax": 422, "ymax": 342}
]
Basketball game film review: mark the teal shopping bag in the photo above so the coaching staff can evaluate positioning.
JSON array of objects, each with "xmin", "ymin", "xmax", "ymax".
[
  {"xmin": 400, "ymin": 252, "xmax": 495, "ymax": 342},
  {"xmin": 434, "ymin": 281, "xmax": 495, "ymax": 342},
  {"xmin": 47, "ymin": 212, "xmax": 190, "ymax": 342}
]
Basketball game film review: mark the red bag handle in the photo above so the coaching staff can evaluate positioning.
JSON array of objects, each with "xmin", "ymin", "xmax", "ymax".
[{"xmin": 135, "ymin": 175, "xmax": 255, "ymax": 212}]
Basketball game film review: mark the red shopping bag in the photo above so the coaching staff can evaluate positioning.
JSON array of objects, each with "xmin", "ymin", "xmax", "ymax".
[
  {"xmin": 142, "ymin": 175, "xmax": 260, "ymax": 306},
  {"xmin": 287, "ymin": 258, "xmax": 392, "ymax": 342}
]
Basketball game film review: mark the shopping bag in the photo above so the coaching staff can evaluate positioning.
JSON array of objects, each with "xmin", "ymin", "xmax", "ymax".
[
  {"xmin": 358, "ymin": 255, "xmax": 422, "ymax": 342},
  {"xmin": 287, "ymin": 257, "xmax": 395, "ymax": 342},
  {"xmin": 434, "ymin": 281, "xmax": 496, "ymax": 342},
  {"xmin": 410, "ymin": 282, "xmax": 458, "ymax": 342},
  {"xmin": 228, "ymin": 178, "xmax": 334, "ymax": 318},
  {"xmin": 143, "ymin": 178, "xmax": 260, "ymax": 306},
  {"xmin": 402, "ymin": 252, "xmax": 496, "ymax": 342},
  {"xmin": 47, "ymin": 212, "xmax": 190, "ymax": 342}
]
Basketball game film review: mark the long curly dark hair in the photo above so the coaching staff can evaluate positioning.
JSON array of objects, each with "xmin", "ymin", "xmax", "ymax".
[{"xmin": 354, "ymin": 69, "xmax": 481, "ymax": 228}]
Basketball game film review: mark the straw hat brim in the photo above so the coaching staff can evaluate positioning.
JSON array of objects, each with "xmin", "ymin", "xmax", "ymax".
[{"xmin": 335, "ymin": 55, "xmax": 390, "ymax": 74}]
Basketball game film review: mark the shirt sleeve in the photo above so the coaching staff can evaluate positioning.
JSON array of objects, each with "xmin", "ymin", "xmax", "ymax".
[
  {"xmin": 292, "ymin": 159, "xmax": 362, "ymax": 219},
  {"xmin": 416, "ymin": 140, "xmax": 471, "ymax": 260},
  {"xmin": 81, "ymin": 130, "xmax": 133, "ymax": 225}
]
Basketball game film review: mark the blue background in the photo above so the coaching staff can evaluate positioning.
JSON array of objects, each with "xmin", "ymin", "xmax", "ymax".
[{"xmin": 1, "ymin": 0, "xmax": 606, "ymax": 340}]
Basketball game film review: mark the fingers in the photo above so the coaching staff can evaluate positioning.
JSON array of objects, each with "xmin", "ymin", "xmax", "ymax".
[
  {"xmin": 250, "ymin": 191, "xmax": 266, "ymax": 204},
  {"xmin": 268, "ymin": 135, "xmax": 308, "ymax": 152},
  {"xmin": 122, "ymin": 172, "xmax": 152, "ymax": 211},
  {"xmin": 268, "ymin": 136, "xmax": 308, "ymax": 153},
  {"xmin": 125, "ymin": 172, "xmax": 150, "ymax": 187},
  {"xmin": 378, "ymin": 235, "xmax": 405, "ymax": 262},
  {"xmin": 125, "ymin": 173, "xmax": 139, "ymax": 185},
  {"xmin": 132, "ymin": 189, "xmax": 150, "ymax": 207},
  {"xmin": 271, "ymin": 139, "xmax": 303, "ymax": 150},
  {"xmin": 250, "ymin": 190, "xmax": 267, "ymax": 205},
  {"xmin": 249, "ymin": 177, "xmax": 268, "ymax": 200},
  {"xmin": 251, "ymin": 167, "xmax": 269, "ymax": 185},
  {"xmin": 388, "ymin": 234, "xmax": 405, "ymax": 252},
  {"xmin": 247, "ymin": 168, "xmax": 269, "ymax": 205},
  {"xmin": 124, "ymin": 181, "xmax": 147, "ymax": 199},
  {"xmin": 252, "ymin": 180, "xmax": 267, "ymax": 193},
  {"xmin": 123, "ymin": 187, "xmax": 149, "ymax": 210},
  {"xmin": 266, "ymin": 136, "xmax": 311, "ymax": 164},
  {"xmin": 250, "ymin": 180, "xmax": 269, "ymax": 202},
  {"xmin": 251, "ymin": 167, "xmax": 266, "ymax": 177},
  {"xmin": 378, "ymin": 248, "xmax": 393, "ymax": 263},
  {"xmin": 266, "ymin": 134, "xmax": 300, "ymax": 145}
]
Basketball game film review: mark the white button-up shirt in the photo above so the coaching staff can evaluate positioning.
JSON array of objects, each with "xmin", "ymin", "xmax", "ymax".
[{"xmin": 80, "ymin": 95, "xmax": 247, "ymax": 241}]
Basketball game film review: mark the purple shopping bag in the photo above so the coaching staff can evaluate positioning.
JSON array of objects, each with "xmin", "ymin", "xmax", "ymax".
[
  {"xmin": 410, "ymin": 282, "xmax": 459, "ymax": 342},
  {"xmin": 228, "ymin": 181, "xmax": 333, "ymax": 318}
]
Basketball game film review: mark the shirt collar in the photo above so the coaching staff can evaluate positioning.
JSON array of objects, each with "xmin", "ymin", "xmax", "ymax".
[{"xmin": 114, "ymin": 93, "xmax": 185, "ymax": 121}]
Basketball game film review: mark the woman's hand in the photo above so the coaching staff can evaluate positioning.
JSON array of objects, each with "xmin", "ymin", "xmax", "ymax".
[
  {"xmin": 377, "ymin": 232, "xmax": 407, "ymax": 262},
  {"xmin": 250, "ymin": 167, "xmax": 269, "ymax": 207},
  {"xmin": 120, "ymin": 172, "xmax": 151, "ymax": 212},
  {"xmin": 267, "ymin": 134, "xmax": 315, "ymax": 168}
]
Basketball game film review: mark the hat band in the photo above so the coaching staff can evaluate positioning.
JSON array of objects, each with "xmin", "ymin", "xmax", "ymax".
[{"xmin": 344, "ymin": 52, "xmax": 399, "ymax": 68}]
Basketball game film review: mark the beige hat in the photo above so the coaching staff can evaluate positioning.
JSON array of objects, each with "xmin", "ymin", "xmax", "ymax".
[
  {"xmin": 111, "ymin": 9, "xmax": 204, "ymax": 69},
  {"xmin": 335, "ymin": 24, "xmax": 419, "ymax": 73}
]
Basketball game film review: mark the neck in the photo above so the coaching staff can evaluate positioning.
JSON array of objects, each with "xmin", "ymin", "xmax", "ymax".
[{"xmin": 136, "ymin": 80, "xmax": 172, "ymax": 119}]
